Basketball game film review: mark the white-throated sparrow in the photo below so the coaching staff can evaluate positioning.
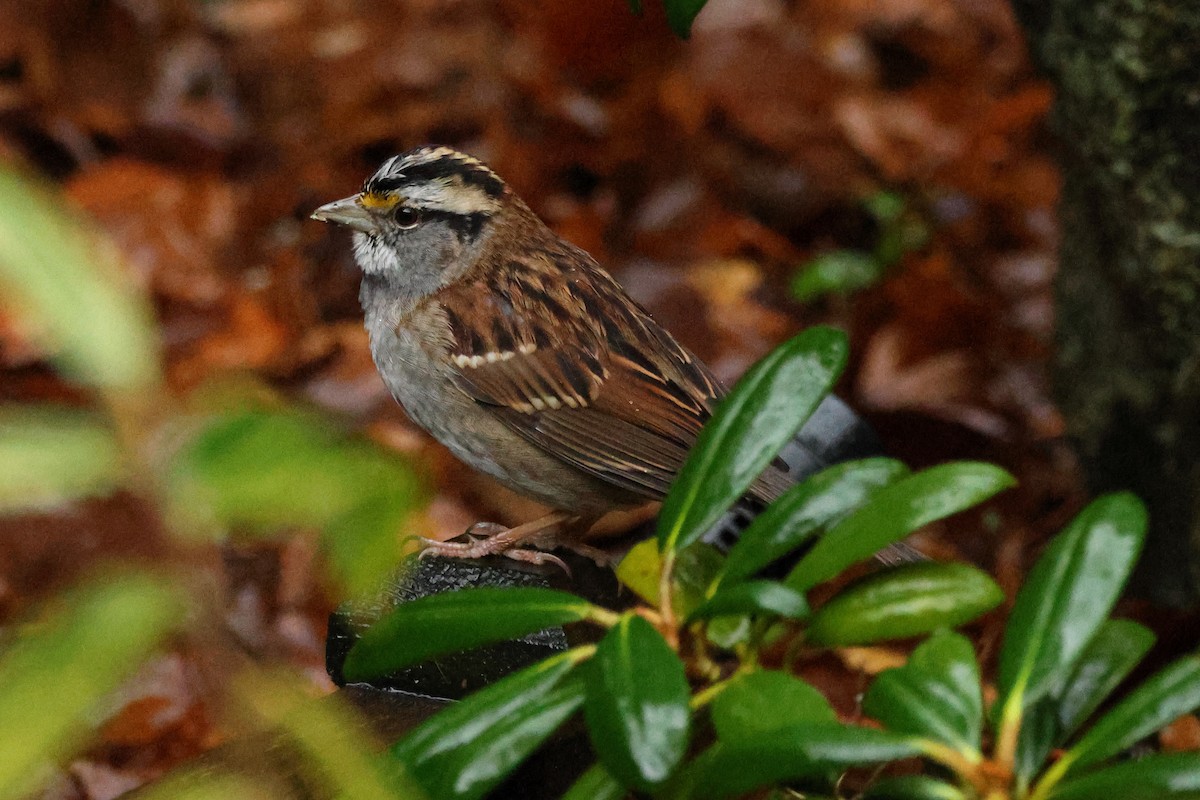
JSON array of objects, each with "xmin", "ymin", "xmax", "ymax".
[{"xmin": 312, "ymin": 146, "xmax": 805, "ymax": 568}]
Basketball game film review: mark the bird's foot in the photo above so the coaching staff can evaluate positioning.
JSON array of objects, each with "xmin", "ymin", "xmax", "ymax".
[{"xmin": 416, "ymin": 513, "xmax": 575, "ymax": 573}]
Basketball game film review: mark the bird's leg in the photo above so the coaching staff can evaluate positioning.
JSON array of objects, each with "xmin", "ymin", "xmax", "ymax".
[{"xmin": 418, "ymin": 511, "xmax": 583, "ymax": 571}]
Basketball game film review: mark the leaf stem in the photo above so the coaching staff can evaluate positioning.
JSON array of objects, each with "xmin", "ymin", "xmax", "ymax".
[{"xmin": 659, "ymin": 550, "xmax": 678, "ymax": 639}]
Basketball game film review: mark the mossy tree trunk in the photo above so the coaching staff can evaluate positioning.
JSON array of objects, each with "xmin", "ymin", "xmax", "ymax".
[{"xmin": 1012, "ymin": 0, "xmax": 1200, "ymax": 604}]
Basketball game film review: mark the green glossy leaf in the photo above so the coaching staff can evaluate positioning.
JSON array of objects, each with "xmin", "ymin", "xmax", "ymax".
[
  {"xmin": 344, "ymin": 587, "xmax": 598, "ymax": 681},
  {"xmin": 1049, "ymin": 753, "xmax": 1200, "ymax": 800},
  {"xmin": 996, "ymin": 494, "xmax": 1147, "ymax": 714},
  {"xmin": 689, "ymin": 580, "xmax": 809, "ymax": 622},
  {"xmin": 786, "ymin": 462, "xmax": 1015, "ymax": 591},
  {"xmin": 711, "ymin": 670, "xmax": 836, "ymax": 740},
  {"xmin": 1015, "ymin": 698, "xmax": 1060, "ymax": 783},
  {"xmin": 792, "ymin": 250, "xmax": 885, "ymax": 302},
  {"xmin": 0, "ymin": 575, "xmax": 182, "ymax": 800},
  {"xmin": 392, "ymin": 651, "xmax": 585, "ymax": 800},
  {"xmin": 561, "ymin": 764, "xmax": 625, "ymax": 800},
  {"xmin": 0, "ymin": 166, "xmax": 160, "ymax": 388},
  {"xmin": 658, "ymin": 326, "xmax": 849, "ymax": 555},
  {"xmin": 1064, "ymin": 654, "xmax": 1200, "ymax": 774},
  {"xmin": 719, "ymin": 458, "xmax": 909, "ymax": 586},
  {"xmin": 663, "ymin": 0, "xmax": 708, "ymax": 37},
  {"xmin": 0, "ymin": 406, "xmax": 123, "ymax": 511},
  {"xmin": 670, "ymin": 724, "xmax": 921, "ymax": 800},
  {"xmin": 808, "ymin": 563, "xmax": 1003, "ymax": 646},
  {"xmin": 584, "ymin": 615, "xmax": 690, "ymax": 791},
  {"xmin": 1057, "ymin": 618, "xmax": 1155, "ymax": 739},
  {"xmin": 864, "ymin": 630, "xmax": 983, "ymax": 756},
  {"xmin": 864, "ymin": 775, "xmax": 966, "ymax": 800}
]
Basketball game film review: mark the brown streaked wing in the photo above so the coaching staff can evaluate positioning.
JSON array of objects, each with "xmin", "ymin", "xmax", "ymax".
[{"xmin": 436, "ymin": 251, "xmax": 725, "ymax": 500}]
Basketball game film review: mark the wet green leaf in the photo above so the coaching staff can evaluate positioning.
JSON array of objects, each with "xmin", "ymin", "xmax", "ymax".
[
  {"xmin": 865, "ymin": 629, "xmax": 983, "ymax": 756},
  {"xmin": 344, "ymin": 587, "xmax": 599, "ymax": 681},
  {"xmin": 996, "ymin": 494, "xmax": 1147, "ymax": 715},
  {"xmin": 786, "ymin": 462, "xmax": 1014, "ymax": 591},
  {"xmin": 807, "ymin": 562, "xmax": 1003, "ymax": 646},
  {"xmin": 584, "ymin": 615, "xmax": 690, "ymax": 791},
  {"xmin": 1064, "ymin": 654, "xmax": 1200, "ymax": 775},
  {"xmin": 718, "ymin": 458, "xmax": 909, "ymax": 587},
  {"xmin": 669, "ymin": 724, "xmax": 920, "ymax": 800},
  {"xmin": 392, "ymin": 652, "xmax": 586, "ymax": 800},
  {"xmin": 1050, "ymin": 753, "xmax": 1200, "ymax": 800},
  {"xmin": 0, "ymin": 575, "xmax": 183, "ymax": 800},
  {"xmin": 0, "ymin": 406, "xmax": 123, "ymax": 511},
  {"xmin": 659, "ymin": 326, "xmax": 848, "ymax": 556},
  {"xmin": 1056, "ymin": 619, "xmax": 1155, "ymax": 739},
  {"xmin": 711, "ymin": 670, "xmax": 836, "ymax": 740},
  {"xmin": 689, "ymin": 580, "xmax": 809, "ymax": 622}
]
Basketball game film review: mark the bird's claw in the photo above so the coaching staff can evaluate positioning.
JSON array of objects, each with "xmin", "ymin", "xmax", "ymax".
[{"xmin": 415, "ymin": 532, "xmax": 572, "ymax": 575}]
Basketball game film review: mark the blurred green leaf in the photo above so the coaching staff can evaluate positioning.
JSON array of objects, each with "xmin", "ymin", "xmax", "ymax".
[
  {"xmin": 167, "ymin": 408, "xmax": 425, "ymax": 595},
  {"xmin": 169, "ymin": 409, "xmax": 418, "ymax": 531},
  {"xmin": 393, "ymin": 651, "xmax": 587, "ymax": 800},
  {"xmin": 669, "ymin": 723, "xmax": 921, "ymax": 800},
  {"xmin": 864, "ymin": 191, "xmax": 907, "ymax": 223},
  {"xmin": 659, "ymin": 326, "xmax": 848, "ymax": 556},
  {"xmin": 0, "ymin": 574, "xmax": 183, "ymax": 800},
  {"xmin": 344, "ymin": 587, "xmax": 599, "ymax": 681},
  {"xmin": 237, "ymin": 670, "xmax": 424, "ymax": 800},
  {"xmin": 1049, "ymin": 753, "xmax": 1200, "ymax": 800},
  {"xmin": 808, "ymin": 563, "xmax": 1003, "ymax": 646},
  {"xmin": 718, "ymin": 458, "xmax": 909, "ymax": 587},
  {"xmin": 996, "ymin": 494, "xmax": 1147, "ymax": 716},
  {"xmin": 1063, "ymin": 654, "xmax": 1200, "ymax": 775},
  {"xmin": 1055, "ymin": 619, "xmax": 1155, "ymax": 740},
  {"xmin": 0, "ymin": 167, "xmax": 160, "ymax": 388},
  {"xmin": 864, "ymin": 775, "xmax": 966, "ymax": 799},
  {"xmin": 584, "ymin": 615, "xmax": 690, "ymax": 791},
  {"xmin": 663, "ymin": 0, "xmax": 708, "ymax": 37},
  {"xmin": 0, "ymin": 405, "xmax": 123, "ymax": 511},
  {"xmin": 689, "ymin": 580, "xmax": 809, "ymax": 622},
  {"xmin": 561, "ymin": 763, "xmax": 626, "ymax": 800},
  {"xmin": 786, "ymin": 462, "xmax": 1015, "ymax": 591},
  {"xmin": 133, "ymin": 772, "xmax": 275, "ymax": 800},
  {"xmin": 792, "ymin": 250, "xmax": 885, "ymax": 303},
  {"xmin": 711, "ymin": 670, "xmax": 836, "ymax": 740},
  {"xmin": 865, "ymin": 630, "xmax": 983, "ymax": 756}
]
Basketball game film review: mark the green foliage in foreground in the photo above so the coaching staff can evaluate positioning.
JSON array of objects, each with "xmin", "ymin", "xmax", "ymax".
[
  {"xmin": 347, "ymin": 327, "xmax": 1199, "ymax": 800},
  {"xmin": 0, "ymin": 163, "xmax": 428, "ymax": 795}
]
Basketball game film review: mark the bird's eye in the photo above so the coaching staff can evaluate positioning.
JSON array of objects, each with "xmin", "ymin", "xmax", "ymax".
[{"xmin": 393, "ymin": 206, "xmax": 422, "ymax": 229}]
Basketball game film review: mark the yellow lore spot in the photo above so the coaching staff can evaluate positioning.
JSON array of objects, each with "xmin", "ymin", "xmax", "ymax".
[{"xmin": 360, "ymin": 192, "xmax": 400, "ymax": 210}]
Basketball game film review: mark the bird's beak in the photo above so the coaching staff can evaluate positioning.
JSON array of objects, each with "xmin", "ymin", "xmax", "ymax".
[{"xmin": 311, "ymin": 195, "xmax": 378, "ymax": 234}]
